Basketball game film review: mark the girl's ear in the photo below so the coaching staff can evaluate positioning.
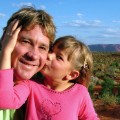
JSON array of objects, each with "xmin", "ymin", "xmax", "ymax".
[{"xmin": 66, "ymin": 70, "xmax": 79, "ymax": 80}]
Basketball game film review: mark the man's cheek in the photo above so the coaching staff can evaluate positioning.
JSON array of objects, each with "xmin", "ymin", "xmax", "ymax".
[{"xmin": 39, "ymin": 58, "xmax": 47, "ymax": 69}]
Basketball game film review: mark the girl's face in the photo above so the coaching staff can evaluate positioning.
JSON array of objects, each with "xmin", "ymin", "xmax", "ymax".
[{"xmin": 41, "ymin": 43, "xmax": 73, "ymax": 81}]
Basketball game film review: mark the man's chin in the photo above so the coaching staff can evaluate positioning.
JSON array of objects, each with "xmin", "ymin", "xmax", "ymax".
[{"xmin": 14, "ymin": 70, "xmax": 37, "ymax": 81}]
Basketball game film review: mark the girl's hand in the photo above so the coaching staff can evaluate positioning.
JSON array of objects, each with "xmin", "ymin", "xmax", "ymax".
[
  {"xmin": 0, "ymin": 20, "xmax": 22, "ymax": 69},
  {"xmin": 1, "ymin": 19, "xmax": 22, "ymax": 54}
]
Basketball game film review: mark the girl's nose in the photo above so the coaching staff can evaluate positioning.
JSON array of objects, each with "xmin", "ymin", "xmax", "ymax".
[{"xmin": 47, "ymin": 52, "xmax": 54, "ymax": 61}]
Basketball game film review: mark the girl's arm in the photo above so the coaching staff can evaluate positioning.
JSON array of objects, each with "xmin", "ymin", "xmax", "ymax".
[
  {"xmin": 0, "ymin": 20, "xmax": 21, "ymax": 69},
  {"xmin": 0, "ymin": 69, "xmax": 30, "ymax": 109},
  {"xmin": 0, "ymin": 20, "xmax": 29, "ymax": 109},
  {"xmin": 78, "ymin": 88, "xmax": 100, "ymax": 120}
]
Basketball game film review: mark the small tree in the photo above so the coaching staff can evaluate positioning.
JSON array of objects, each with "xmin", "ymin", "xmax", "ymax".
[{"xmin": 100, "ymin": 77, "xmax": 114, "ymax": 95}]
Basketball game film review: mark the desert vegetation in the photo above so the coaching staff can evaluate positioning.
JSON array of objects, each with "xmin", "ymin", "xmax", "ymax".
[{"xmin": 89, "ymin": 52, "xmax": 120, "ymax": 119}]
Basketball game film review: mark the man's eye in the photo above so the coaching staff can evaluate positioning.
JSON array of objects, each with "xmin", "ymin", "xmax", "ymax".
[
  {"xmin": 39, "ymin": 46, "xmax": 48, "ymax": 51},
  {"xmin": 22, "ymin": 40, "xmax": 30, "ymax": 44}
]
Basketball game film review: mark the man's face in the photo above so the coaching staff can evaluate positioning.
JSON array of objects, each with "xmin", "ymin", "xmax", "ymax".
[{"xmin": 11, "ymin": 25, "xmax": 50, "ymax": 81}]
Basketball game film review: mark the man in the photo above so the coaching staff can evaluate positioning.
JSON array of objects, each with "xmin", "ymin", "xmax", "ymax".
[{"xmin": 0, "ymin": 6, "xmax": 56, "ymax": 120}]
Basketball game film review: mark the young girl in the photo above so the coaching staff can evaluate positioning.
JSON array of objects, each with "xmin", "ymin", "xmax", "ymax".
[{"xmin": 0, "ymin": 29, "xmax": 99, "ymax": 119}]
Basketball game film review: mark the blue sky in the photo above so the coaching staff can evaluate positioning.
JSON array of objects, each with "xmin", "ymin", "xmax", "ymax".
[{"xmin": 0, "ymin": 0, "xmax": 120, "ymax": 45}]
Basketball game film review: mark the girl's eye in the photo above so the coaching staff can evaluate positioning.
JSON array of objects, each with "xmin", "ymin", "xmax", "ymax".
[{"xmin": 56, "ymin": 55, "xmax": 63, "ymax": 60}]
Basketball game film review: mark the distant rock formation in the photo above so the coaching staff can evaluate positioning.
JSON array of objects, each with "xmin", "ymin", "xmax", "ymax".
[{"xmin": 88, "ymin": 44, "xmax": 120, "ymax": 52}]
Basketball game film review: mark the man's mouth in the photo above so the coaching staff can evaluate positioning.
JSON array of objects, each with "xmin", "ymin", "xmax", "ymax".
[{"xmin": 19, "ymin": 59, "xmax": 38, "ymax": 67}]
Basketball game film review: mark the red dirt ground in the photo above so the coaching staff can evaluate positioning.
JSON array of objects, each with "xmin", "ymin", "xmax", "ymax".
[{"xmin": 94, "ymin": 100, "xmax": 120, "ymax": 120}]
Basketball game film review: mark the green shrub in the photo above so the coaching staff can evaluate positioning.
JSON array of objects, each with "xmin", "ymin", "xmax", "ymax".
[
  {"xmin": 88, "ymin": 84, "xmax": 94, "ymax": 96},
  {"xmin": 118, "ymin": 84, "xmax": 120, "ymax": 97},
  {"xmin": 100, "ymin": 78, "xmax": 114, "ymax": 95},
  {"xmin": 117, "ymin": 96, "xmax": 120, "ymax": 104},
  {"xmin": 100, "ymin": 93, "xmax": 118, "ymax": 105}
]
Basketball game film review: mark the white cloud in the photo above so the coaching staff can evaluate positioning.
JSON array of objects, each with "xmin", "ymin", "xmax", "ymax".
[
  {"xmin": 12, "ymin": 2, "xmax": 33, "ymax": 8},
  {"xmin": 77, "ymin": 13, "xmax": 83, "ymax": 17},
  {"xmin": 0, "ymin": 13, "xmax": 5, "ymax": 17},
  {"xmin": 64, "ymin": 19, "xmax": 102, "ymax": 28},
  {"xmin": 106, "ymin": 28, "xmax": 118, "ymax": 33},
  {"xmin": 12, "ymin": 3, "xmax": 46, "ymax": 10},
  {"xmin": 102, "ymin": 34, "xmax": 113, "ymax": 37},
  {"xmin": 112, "ymin": 20, "xmax": 120, "ymax": 23},
  {"xmin": 40, "ymin": 5, "xmax": 46, "ymax": 10},
  {"xmin": 101, "ymin": 28, "xmax": 120, "ymax": 39}
]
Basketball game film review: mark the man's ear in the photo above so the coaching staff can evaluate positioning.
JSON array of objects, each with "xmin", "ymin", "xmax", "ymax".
[{"xmin": 66, "ymin": 70, "xmax": 79, "ymax": 80}]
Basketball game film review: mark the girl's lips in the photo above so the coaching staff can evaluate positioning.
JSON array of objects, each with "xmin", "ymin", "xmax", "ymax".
[{"xmin": 42, "ymin": 64, "xmax": 50, "ymax": 70}]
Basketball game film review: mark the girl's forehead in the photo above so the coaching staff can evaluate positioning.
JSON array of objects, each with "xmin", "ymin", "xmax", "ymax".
[{"xmin": 53, "ymin": 41, "xmax": 67, "ymax": 50}]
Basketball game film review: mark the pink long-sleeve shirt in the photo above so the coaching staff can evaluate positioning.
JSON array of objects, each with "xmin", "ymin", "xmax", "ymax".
[{"xmin": 0, "ymin": 69, "xmax": 99, "ymax": 120}]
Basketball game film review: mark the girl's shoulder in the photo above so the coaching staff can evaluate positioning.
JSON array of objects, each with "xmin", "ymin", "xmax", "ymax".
[{"xmin": 75, "ymin": 83, "xmax": 89, "ymax": 93}]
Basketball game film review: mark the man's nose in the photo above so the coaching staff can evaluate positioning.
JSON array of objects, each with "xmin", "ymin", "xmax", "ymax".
[{"xmin": 26, "ymin": 50, "xmax": 39, "ymax": 60}]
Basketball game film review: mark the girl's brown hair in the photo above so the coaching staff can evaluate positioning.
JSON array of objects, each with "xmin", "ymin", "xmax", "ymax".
[{"xmin": 54, "ymin": 36, "xmax": 93, "ymax": 87}]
